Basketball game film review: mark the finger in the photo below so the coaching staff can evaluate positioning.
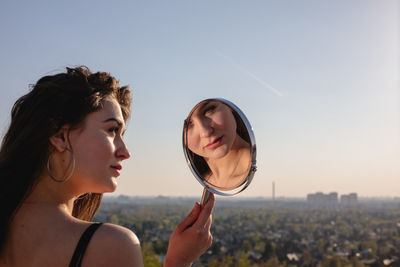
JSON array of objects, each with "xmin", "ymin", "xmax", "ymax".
[
  {"xmin": 204, "ymin": 217, "xmax": 213, "ymax": 248},
  {"xmin": 194, "ymin": 193, "xmax": 215, "ymax": 228},
  {"xmin": 204, "ymin": 214, "xmax": 212, "ymax": 231},
  {"xmin": 175, "ymin": 202, "xmax": 201, "ymax": 233}
]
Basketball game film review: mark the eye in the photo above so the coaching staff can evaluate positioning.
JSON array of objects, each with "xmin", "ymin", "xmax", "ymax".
[
  {"xmin": 203, "ymin": 104, "xmax": 216, "ymax": 115},
  {"xmin": 187, "ymin": 119, "xmax": 193, "ymax": 129},
  {"xmin": 108, "ymin": 127, "xmax": 120, "ymax": 134}
]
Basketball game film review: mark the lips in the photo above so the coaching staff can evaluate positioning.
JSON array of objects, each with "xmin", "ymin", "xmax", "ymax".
[
  {"xmin": 204, "ymin": 136, "xmax": 223, "ymax": 149},
  {"xmin": 111, "ymin": 164, "xmax": 122, "ymax": 170},
  {"xmin": 111, "ymin": 164, "xmax": 122, "ymax": 176}
]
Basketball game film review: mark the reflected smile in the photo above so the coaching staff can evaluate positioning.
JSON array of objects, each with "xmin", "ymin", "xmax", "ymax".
[{"xmin": 204, "ymin": 136, "xmax": 223, "ymax": 149}]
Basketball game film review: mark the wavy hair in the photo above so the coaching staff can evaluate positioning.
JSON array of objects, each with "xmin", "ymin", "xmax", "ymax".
[{"xmin": 0, "ymin": 66, "xmax": 131, "ymax": 252}]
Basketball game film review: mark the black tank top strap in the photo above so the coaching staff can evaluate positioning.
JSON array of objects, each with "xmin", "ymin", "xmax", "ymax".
[{"xmin": 69, "ymin": 222, "xmax": 103, "ymax": 267}]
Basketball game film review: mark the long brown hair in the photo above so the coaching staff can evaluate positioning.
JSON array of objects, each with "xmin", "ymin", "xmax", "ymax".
[{"xmin": 0, "ymin": 66, "xmax": 131, "ymax": 252}]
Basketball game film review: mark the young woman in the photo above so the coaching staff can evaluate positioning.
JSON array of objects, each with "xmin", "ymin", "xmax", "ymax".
[
  {"xmin": 0, "ymin": 66, "xmax": 215, "ymax": 267},
  {"xmin": 186, "ymin": 100, "xmax": 251, "ymax": 190}
]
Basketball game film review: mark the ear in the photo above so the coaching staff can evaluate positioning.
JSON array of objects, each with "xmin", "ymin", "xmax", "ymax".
[{"xmin": 49, "ymin": 126, "xmax": 70, "ymax": 152}]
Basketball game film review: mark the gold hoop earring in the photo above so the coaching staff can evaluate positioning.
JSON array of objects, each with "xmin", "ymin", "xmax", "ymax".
[{"xmin": 47, "ymin": 148, "xmax": 76, "ymax": 183}]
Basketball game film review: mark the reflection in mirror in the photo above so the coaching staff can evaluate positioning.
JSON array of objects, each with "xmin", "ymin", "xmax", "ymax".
[
  {"xmin": 183, "ymin": 98, "xmax": 256, "ymax": 204},
  {"xmin": 186, "ymin": 100, "xmax": 251, "ymax": 190}
]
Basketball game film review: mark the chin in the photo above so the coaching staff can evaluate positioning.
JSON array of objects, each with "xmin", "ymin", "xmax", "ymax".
[
  {"xmin": 108, "ymin": 179, "xmax": 118, "ymax": 192},
  {"xmin": 212, "ymin": 147, "xmax": 230, "ymax": 159},
  {"xmin": 100, "ymin": 178, "xmax": 118, "ymax": 193}
]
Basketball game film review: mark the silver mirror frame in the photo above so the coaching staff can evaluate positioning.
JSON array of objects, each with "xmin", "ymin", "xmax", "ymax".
[{"xmin": 182, "ymin": 98, "xmax": 257, "ymax": 197}]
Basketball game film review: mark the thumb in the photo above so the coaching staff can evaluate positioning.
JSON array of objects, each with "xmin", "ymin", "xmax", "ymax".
[{"xmin": 176, "ymin": 202, "xmax": 201, "ymax": 233}]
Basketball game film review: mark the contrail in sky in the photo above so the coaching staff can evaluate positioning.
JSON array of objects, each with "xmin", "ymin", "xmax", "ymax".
[{"xmin": 216, "ymin": 50, "xmax": 283, "ymax": 97}]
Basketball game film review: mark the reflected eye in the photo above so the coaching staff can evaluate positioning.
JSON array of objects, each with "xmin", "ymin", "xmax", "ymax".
[
  {"xmin": 187, "ymin": 119, "xmax": 194, "ymax": 129},
  {"xmin": 203, "ymin": 105, "xmax": 216, "ymax": 115}
]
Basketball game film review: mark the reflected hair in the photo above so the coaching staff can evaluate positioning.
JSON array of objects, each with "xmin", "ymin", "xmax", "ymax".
[
  {"xmin": 187, "ymin": 104, "xmax": 250, "ymax": 177},
  {"xmin": 0, "ymin": 66, "xmax": 131, "ymax": 252}
]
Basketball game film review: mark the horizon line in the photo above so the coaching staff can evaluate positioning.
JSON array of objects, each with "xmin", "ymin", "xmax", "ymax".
[{"xmin": 107, "ymin": 194, "xmax": 400, "ymax": 199}]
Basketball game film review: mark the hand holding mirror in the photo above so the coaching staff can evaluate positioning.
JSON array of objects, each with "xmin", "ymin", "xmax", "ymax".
[{"xmin": 182, "ymin": 98, "xmax": 257, "ymax": 205}]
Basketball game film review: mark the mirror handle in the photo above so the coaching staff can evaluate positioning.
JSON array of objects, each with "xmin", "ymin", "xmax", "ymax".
[{"xmin": 200, "ymin": 188, "xmax": 211, "ymax": 207}]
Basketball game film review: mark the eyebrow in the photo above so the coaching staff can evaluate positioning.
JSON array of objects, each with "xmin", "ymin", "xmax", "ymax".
[
  {"xmin": 190, "ymin": 101, "xmax": 211, "ymax": 117},
  {"xmin": 198, "ymin": 101, "xmax": 211, "ymax": 112},
  {"xmin": 103, "ymin": 118, "xmax": 123, "ymax": 125},
  {"xmin": 187, "ymin": 101, "xmax": 216, "ymax": 123}
]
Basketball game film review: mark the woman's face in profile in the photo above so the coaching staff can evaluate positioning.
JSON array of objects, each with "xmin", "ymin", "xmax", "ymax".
[
  {"xmin": 187, "ymin": 101, "xmax": 237, "ymax": 160},
  {"xmin": 68, "ymin": 97, "xmax": 130, "ymax": 193}
]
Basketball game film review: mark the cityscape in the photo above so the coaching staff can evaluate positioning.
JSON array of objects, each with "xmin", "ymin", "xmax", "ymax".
[
  {"xmin": 306, "ymin": 192, "xmax": 358, "ymax": 208},
  {"xmin": 97, "ymin": 193, "xmax": 400, "ymax": 267}
]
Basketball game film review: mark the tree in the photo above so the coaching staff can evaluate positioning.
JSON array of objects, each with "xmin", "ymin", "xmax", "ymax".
[
  {"xmin": 235, "ymin": 251, "xmax": 251, "ymax": 267},
  {"xmin": 349, "ymin": 257, "xmax": 366, "ymax": 267},
  {"xmin": 209, "ymin": 258, "xmax": 220, "ymax": 267},
  {"xmin": 142, "ymin": 242, "xmax": 161, "ymax": 267},
  {"xmin": 242, "ymin": 240, "xmax": 252, "ymax": 253},
  {"xmin": 109, "ymin": 214, "xmax": 119, "ymax": 224},
  {"xmin": 321, "ymin": 255, "xmax": 343, "ymax": 267},
  {"xmin": 262, "ymin": 257, "xmax": 280, "ymax": 267},
  {"xmin": 221, "ymin": 254, "xmax": 234, "ymax": 267}
]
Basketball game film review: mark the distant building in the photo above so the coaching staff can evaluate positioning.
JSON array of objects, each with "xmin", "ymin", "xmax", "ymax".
[
  {"xmin": 329, "ymin": 192, "xmax": 338, "ymax": 204},
  {"xmin": 341, "ymin": 193, "xmax": 358, "ymax": 206},
  {"xmin": 307, "ymin": 192, "xmax": 338, "ymax": 208},
  {"xmin": 307, "ymin": 192, "xmax": 358, "ymax": 208}
]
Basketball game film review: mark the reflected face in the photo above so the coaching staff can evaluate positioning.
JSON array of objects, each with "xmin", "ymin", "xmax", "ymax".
[{"xmin": 187, "ymin": 101, "xmax": 237, "ymax": 159}]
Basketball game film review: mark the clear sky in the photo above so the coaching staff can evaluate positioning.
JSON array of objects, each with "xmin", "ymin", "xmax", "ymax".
[{"xmin": 0, "ymin": 0, "xmax": 399, "ymax": 198}]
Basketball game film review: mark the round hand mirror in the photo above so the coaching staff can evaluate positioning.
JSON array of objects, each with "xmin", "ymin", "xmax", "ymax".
[{"xmin": 182, "ymin": 98, "xmax": 257, "ymax": 205}]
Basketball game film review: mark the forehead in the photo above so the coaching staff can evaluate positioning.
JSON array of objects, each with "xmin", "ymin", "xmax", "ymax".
[
  {"xmin": 101, "ymin": 97, "xmax": 123, "ymax": 118},
  {"xmin": 191, "ymin": 100, "xmax": 221, "ymax": 117},
  {"xmin": 85, "ymin": 97, "xmax": 124, "ymax": 125}
]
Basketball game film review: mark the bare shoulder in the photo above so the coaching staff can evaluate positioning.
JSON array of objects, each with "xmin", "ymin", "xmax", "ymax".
[
  {"xmin": 96, "ymin": 223, "xmax": 140, "ymax": 245},
  {"xmin": 83, "ymin": 223, "xmax": 143, "ymax": 267}
]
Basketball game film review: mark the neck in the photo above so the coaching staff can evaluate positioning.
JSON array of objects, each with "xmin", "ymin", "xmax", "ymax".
[
  {"xmin": 205, "ymin": 134, "xmax": 250, "ymax": 186},
  {"xmin": 22, "ymin": 172, "xmax": 79, "ymax": 215}
]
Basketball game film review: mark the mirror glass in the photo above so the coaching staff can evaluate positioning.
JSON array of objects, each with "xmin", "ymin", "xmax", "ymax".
[{"xmin": 183, "ymin": 98, "xmax": 256, "ymax": 197}]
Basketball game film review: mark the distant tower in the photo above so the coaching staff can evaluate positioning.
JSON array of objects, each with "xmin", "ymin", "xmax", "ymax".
[{"xmin": 272, "ymin": 181, "xmax": 275, "ymax": 201}]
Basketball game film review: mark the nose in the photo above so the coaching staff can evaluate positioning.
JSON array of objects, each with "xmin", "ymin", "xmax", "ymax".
[
  {"xmin": 116, "ymin": 138, "xmax": 131, "ymax": 160},
  {"xmin": 198, "ymin": 118, "xmax": 213, "ymax": 138}
]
